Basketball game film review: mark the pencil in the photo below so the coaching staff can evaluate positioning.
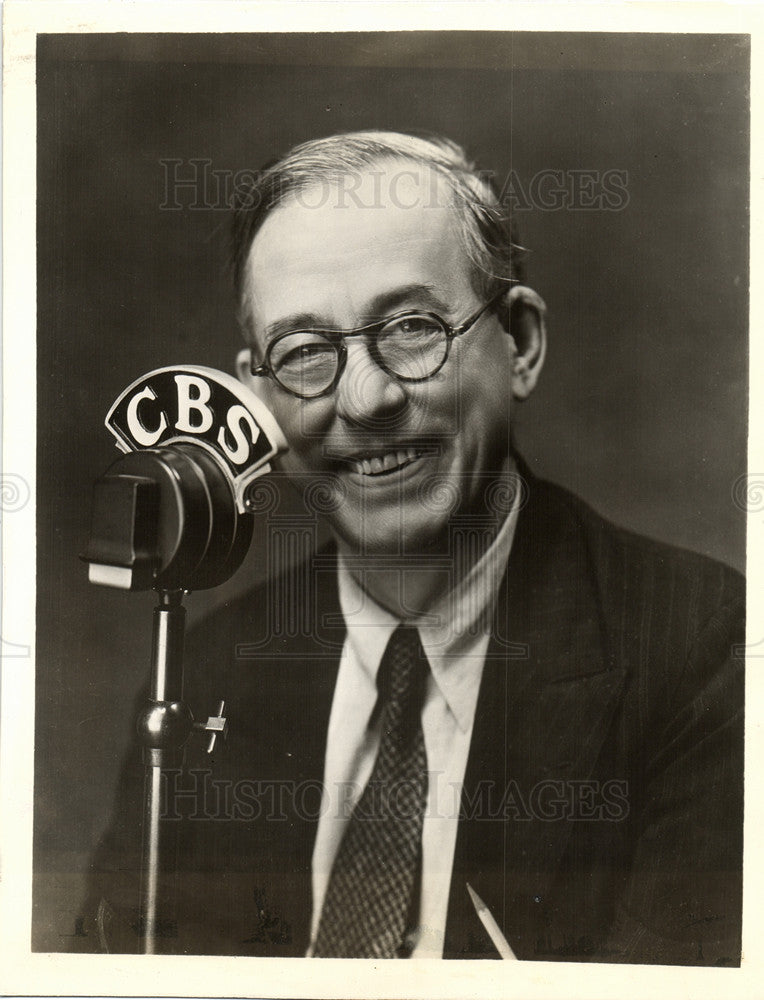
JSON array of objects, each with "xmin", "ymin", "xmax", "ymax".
[{"xmin": 466, "ymin": 882, "xmax": 517, "ymax": 960}]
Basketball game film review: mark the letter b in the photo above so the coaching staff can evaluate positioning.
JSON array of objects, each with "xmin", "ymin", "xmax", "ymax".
[{"xmin": 175, "ymin": 375, "xmax": 214, "ymax": 434}]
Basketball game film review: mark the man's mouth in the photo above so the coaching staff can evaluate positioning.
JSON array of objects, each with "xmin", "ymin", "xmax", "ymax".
[
  {"xmin": 349, "ymin": 446, "xmax": 422, "ymax": 477},
  {"xmin": 327, "ymin": 445, "xmax": 430, "ymax": 477}
]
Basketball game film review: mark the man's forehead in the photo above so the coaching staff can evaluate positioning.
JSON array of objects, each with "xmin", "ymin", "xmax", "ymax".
[
  {"xmin": 294, "ymin": 157, "xmax": 448, "ymax": 211},
  {"xmin": 243, "ymin": 161, "xmax": 473, "ymax": 326},
  {"xmin": 253, "ymin": 160, "xmax": 453, "ymax": 247}
]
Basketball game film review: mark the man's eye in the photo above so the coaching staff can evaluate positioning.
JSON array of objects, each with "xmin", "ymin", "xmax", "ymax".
[
  {"xmin": 397, "ymin": 317, "xmax": 428, "ymax": 334},
  {"xmin": 389, "ymin": 316, "xmax": 433, "ymax": 336},
  {"xmin": 280, "ymin": 341, "xmax": 333, "ymax": 367},
  {"xmin": 386, "ymin": 315, "xmax": 442, "ymax": 338},
  {"xmin": 299, "ymin": 344, "xmax": 323, "ymax": 359}
]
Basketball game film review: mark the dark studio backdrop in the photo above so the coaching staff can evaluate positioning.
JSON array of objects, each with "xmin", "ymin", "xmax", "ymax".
[{"xmin": 34, "ymin": 32, "xmax": 748, "ymax": 950}]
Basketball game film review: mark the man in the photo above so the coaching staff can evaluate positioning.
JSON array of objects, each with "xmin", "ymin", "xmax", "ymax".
[{"xmin": 86, "ymin": 131, "xmax": 744, "ymax": 964}]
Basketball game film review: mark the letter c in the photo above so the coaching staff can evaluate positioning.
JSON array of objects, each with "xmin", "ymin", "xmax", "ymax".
[{"xmin": 126, "ymin": 385, "xmax": 168, "ymax": 447}]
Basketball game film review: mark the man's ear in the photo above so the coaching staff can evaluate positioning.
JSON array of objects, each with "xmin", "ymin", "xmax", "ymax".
[
  {"xmin": 505, "ymin": 285, "xmax": 547, "ymax": 400},
  {"xmin": 235, "ymin": 347, "xmax": 270, "ymax": 403}
]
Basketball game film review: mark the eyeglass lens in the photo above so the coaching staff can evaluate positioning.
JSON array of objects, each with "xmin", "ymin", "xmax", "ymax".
[{"xmin": 269, "ymin": 314, "xmax": 449, "ymax": 395}]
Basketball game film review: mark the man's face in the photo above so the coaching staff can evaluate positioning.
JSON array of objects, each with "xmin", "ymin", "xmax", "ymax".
[{"xmin": 240, "ymin": 163, "xmax": 517, "ymax": 556}]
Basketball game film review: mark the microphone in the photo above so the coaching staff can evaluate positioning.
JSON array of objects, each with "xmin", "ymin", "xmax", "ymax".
[{"xmin": 82, "ymin": 366, "xmax": 288, "ymax": 592}]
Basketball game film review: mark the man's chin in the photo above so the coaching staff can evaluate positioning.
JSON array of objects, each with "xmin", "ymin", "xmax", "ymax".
[{"xmin": 330, "ymin": 513, "xmax": 450, "ymax": 560}]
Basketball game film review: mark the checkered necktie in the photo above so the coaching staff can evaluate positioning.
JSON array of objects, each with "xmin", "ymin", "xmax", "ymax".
[{"xmin": 313, "ymin": 624, "xmax": 429, "ymax": 958}]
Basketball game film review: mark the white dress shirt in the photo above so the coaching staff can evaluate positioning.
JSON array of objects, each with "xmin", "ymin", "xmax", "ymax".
[{"xmin": 308, "ymin": 495, "xmax": 519, "ymax": 958}]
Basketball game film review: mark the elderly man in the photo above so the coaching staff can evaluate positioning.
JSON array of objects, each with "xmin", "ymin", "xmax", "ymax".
[{"xmin": 86, "ymin": 131, "xmax": 744, "ymax": 964}]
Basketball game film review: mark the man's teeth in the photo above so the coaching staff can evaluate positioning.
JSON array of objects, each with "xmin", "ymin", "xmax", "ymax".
[{"xmin": 351, "ymin": 447, "xmax": 420, "ymax": 476}]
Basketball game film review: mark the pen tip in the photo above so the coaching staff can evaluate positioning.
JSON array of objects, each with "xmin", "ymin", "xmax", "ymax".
[{"xmin": 466, "ymin": 882, "xmax": 484, "ymax": 911}]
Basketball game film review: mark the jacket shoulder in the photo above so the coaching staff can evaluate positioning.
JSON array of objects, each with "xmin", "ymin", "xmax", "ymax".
[
  {"xmin": 537, "ymin": 477, "xmax": 744, "ymax": 619},
  {"xmin": 528, "ymin": 478, "xmax": 745, "ymax": 723}
]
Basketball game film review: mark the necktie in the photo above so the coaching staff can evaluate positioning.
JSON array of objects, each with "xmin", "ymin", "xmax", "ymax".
[{"xmin": 314, "ymin": 624, "xmax": 429, "ymax": 958}]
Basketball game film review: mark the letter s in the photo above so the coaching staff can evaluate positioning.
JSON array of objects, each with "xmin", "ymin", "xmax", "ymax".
[
  {"xmin": 601, "ymin": 170, "xmax": 629, "ymax": 211},
  {"xmin": 601, "ymin": 779, "xmax": 630, "ymax": 821},
  {"xmin": 217, "ymin": 404, "xmax": 261, "ymax": 465}
]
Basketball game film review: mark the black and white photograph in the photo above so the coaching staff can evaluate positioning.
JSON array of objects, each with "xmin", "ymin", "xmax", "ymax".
[{"xmin": 2, "ymin": 6, "xmax": 759, "ymax": 998}]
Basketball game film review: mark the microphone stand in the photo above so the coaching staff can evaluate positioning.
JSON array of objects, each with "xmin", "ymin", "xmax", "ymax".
[
  {"xmin": 136, "ymin": 589, "xmax": 191, "ymax": 955},
  {"xmin": 84, "ymin": 366, "xmax": 286, "ymax": 954},
  {"xmin": 135, "ymin": 588, "xmax": 228, "ymax": 954}
]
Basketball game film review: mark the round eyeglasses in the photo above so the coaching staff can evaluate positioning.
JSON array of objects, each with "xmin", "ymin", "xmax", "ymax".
[{"xmin": 250, "ymin": 287, "xmax": 511, "ymax": 399}]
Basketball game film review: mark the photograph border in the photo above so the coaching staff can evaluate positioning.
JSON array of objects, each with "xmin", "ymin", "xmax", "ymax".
[{"xmin": 2, "ymin": 2, "xmax": 762, "ymax": 997}]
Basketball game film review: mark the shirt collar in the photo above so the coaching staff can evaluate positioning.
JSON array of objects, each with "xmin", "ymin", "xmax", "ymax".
[{"xmin": 336, "ymin": 476, "xmax": 520, "ymax": 732}]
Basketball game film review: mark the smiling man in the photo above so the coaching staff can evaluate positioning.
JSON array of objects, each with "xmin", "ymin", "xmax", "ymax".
[
  {"xmin": 233, "ymin": 138, "xmax": 547, "ymax": 959},
  {"xmin": 85, "ymin": 131, "xmax": 744, "ymax": 964},
  {"xmin": 234, "ymin": 142, "xmax": 544, "ymax": 597}
]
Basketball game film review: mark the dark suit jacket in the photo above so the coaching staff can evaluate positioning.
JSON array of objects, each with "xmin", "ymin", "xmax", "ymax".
[{"xmin": 82, "ymin": 471, "xmax": 744, "ymax": 965}]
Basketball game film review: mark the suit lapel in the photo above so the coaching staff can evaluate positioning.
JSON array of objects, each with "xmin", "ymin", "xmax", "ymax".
[{"xmin": 443, "ymin": 471, "xmax": 627, "ymax": 958}]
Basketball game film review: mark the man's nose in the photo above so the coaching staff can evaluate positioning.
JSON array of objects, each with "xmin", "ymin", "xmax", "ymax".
[{"xmin": 334, "ymin": 341, "xmax": 408, "ymax": 429}]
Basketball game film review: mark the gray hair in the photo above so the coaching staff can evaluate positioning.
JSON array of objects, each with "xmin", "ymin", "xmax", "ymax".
[{"xmin": 231, "ymin": 130, "xmax": 525, "ymax": 338}]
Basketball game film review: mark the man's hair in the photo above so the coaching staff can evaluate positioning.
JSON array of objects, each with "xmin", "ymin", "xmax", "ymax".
[{"xmin": 231, "ymin": 130, "xmax": 525, "ymax": 339}]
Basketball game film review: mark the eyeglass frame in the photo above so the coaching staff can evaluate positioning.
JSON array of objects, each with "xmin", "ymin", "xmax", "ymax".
[{"xmin": 249, "ymin": 284, "xmax": 514, "ymax": 400}]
